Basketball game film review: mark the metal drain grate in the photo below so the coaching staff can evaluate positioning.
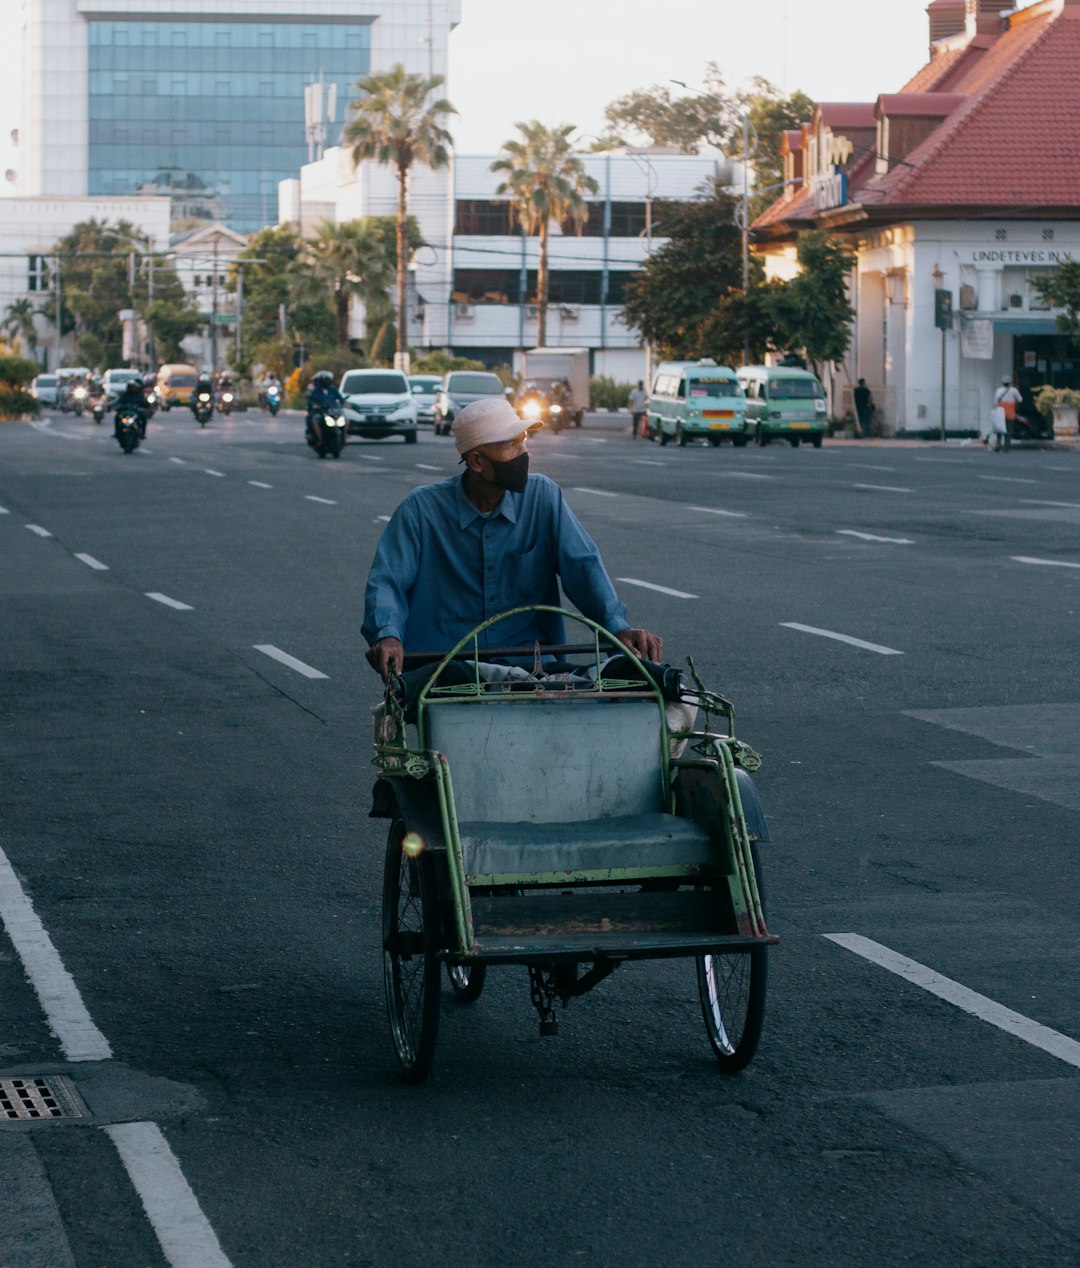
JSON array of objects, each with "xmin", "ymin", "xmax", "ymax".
[{"xmin": 0, "ymin": 1076, "xmax": 87, "ymax": 1121}]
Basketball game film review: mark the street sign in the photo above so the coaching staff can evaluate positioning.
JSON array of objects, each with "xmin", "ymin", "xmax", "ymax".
[
  {"xmin": 934, "ymin": 289, "xmax": 954, "ymax": 330},
  {"xmin": 214, "ymin": 313, "xmax": 237, "ymax": 326}
]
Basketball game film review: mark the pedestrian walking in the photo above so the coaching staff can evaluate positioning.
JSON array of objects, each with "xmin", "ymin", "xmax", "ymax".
[
  {"xmin": 993, "ymin": 378, "xmax": 1022, "ymax": 450},
  {"xmin": 853, "ymin": 378, "xmax": 874, "ymax": 438},
  {"xmin": 628, "ymin": 381, "xmax": 648, "ymax": 439}
]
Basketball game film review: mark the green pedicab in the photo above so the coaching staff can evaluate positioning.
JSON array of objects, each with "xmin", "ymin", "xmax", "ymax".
[{"xmin": 372, "ymin": 606, "xmax": 776, "ymax": 1083}]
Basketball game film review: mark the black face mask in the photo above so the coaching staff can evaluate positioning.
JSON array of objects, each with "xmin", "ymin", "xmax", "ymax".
[{"xmin": 487, "ymin": 451, "xmax": 529, "ymax": 494}]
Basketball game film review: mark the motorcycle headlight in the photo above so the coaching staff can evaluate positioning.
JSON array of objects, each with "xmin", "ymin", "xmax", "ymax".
[
  {"xmin": 74, "ymin": 387, "xmax": 87, "ymax": 398},
  {"xmin": 549, "ymin": 404, "xmax": 562, "ymax": 414},
  {"xmin": 523, "ymin": 399, "xmax": 541, "ymax": 420},
  {"xmin": 199, "ymin": 394, "xmax": 210, "ymax": 402}
]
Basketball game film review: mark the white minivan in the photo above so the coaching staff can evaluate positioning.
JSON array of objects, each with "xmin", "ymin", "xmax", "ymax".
[
  {"xmin": 339, "ymin": 369, "xmax": 419, "ymax": 443},
  {"xmin": 647, "ymin": 359, "xmax": 748, "ymax": 447}
]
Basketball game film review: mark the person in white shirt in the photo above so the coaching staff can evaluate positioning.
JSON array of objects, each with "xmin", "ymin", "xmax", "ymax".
[
  {"xmin": 988, "ymin": 378, "xmax": 1022, "ymax": 451},
  {"xmin": 628, "ymin": 381, "xmax": 648, "ymax": 439}
]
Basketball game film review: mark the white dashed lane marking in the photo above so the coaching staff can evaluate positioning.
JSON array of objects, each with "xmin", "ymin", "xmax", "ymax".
[
  {"xmin": 26, "ymin": 524, "xmax": 52, "ymax": 537},
  {"xmin": 145, "ymin": 592, "xmax": 193, "ymax": 611},
  {"xmin": 852, "ymin": 483, "xmax": 913, "ymax": 494},
  {"xmin": 168, "ymin": 457, "xmax": 186, "ymax": 465},
  {"xmin": 616, "ymin": 577, "xmax": 698, "ymax": 599},
  {"xmin": 253, "ymin": 645, "xmax": 328, "ymax": 679},
  {"xmin": 573, "ymin": 487, "xmax": 617, "ymax": 497},
  {"xmin": 689, "ymin": 505, "xmax": 748, "ymax": 519},
  {"xmin": 781, "ymin": 622, "xmax": 903, "ymax": 655},
  {"xmin": 75, "ymin": 553, "xmax": 109, "ymax": 571},
  {"xmin": 304, "ymin": 496, "xmax": 337, "ymax": 505},
  {"xmin": 632, "ymin": 459, "xmax": 666, "ymax": 466},
  {"xmin": 415, "ymin": 464, "xmax": 442, "ymax": 472},
  {"xmin": 375, "ymin": 515, "xmax": 391, "ymax": 522},
  {"xmin": 204, "ymin": 469, "xmax": 226, "ymax": 478},
  {"xmin": 978, "ymin": 475, "xmax": 1038, "ymax": 485},
  {"xmin": 1011, "ymin": 556, "xmax": 1080, "ymax": 570},
  {"xmin": 825, "ymin": 933, "xmax": 1080, "ymax": 1071},
  {"xmin": 1021, "ymin": 499, "xmax": 1080, "ymax": 510},
  {"xmin": 248, "ymin": 481, "xmax": 273, "ymax": 489},
  {"xmin": 0, "ymin": 505, "xmax": 9, "ymax": 514},
  {"xmin": 837, "ymin": 530, "xmax": 914, "ymax": 544}
]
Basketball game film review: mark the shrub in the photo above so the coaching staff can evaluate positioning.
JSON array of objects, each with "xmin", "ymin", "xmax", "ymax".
[
  {"xmin": 284, "ymin": 366, "xmax": 307, "ymax": 410},
  {"xmin": 0, "ymin": 354, "xmax": 41, "ymax": 389},
  {"xmin": 0, "ymin": 388, "xmax": 41, "ymax": 419},
  {"xmin": 1034, "ymin": 385, "xmax": 1080, "ymax": 421},
  {"xmin": 411, "ymin": 350, "xmax": 486, "ymax": 376},
  {"xmin": 589, "ymin": 375, "xmax": 633, "ymax": 410}
]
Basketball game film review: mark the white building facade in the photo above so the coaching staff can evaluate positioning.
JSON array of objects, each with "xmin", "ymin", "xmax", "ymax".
[{"xmin": 282, "ymin": 147, "xmax": 724, "ymax": 381}]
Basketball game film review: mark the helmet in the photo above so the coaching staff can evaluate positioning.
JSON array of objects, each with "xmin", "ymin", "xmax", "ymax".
[
  {"xmin": 313, "ymin": 370, "xmax": 334, "ymax": 385},
  {"xmin": 142, "ymin": 373, "xmax": 155, "ymax": 387}
]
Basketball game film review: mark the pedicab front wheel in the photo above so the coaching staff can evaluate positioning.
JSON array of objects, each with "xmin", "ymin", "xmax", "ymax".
[
  {"xmin": 446, "ymin": 962, "xmax": 487, "ymax": 1003},
  {"xmin": 697, "ymin": 843, "xmax": 768, "ymax": 1071},
  {"xmin": 383, "ymin": 818, "xmax": 441, "ymax": 1082}
]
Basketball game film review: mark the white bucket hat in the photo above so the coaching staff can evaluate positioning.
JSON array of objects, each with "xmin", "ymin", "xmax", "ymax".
[{"xmin": 452, "ymin": 396, "xmax": 539, "ymax": 455}]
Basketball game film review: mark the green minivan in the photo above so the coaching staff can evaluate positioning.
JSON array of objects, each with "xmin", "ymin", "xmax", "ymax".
[
  {"xmin": 736, "ymin": 366, "xmax": 828, "ymax": 447},
  {"xmin": 647, "ymin": 359, "xmax": 748, "ymax": 447}
]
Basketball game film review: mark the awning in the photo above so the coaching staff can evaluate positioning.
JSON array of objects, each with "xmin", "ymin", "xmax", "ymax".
[{"xmin": 990, "ymin": 318, "xmax": 1061, "ymax": 335}]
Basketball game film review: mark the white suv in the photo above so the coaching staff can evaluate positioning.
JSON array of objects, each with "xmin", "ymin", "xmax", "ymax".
[{"xmin": 339, "ymin": 369, "xmax": 418, "ymax": 443}]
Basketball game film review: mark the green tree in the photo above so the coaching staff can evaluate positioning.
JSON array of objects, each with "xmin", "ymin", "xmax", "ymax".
[
  {"xmin": 2, "ymin": 299, "xmax": 41, "ymax": 362},
  {"xmin": 773, "ymin": 231, "xmax": 855, "ymax": 376},
  {"xmin": 52, "ymin": 219, "xmax": 149, "ymax": 366},
  {"xmin": 289, "ymin": 219, "xmax": 397, "ymax": 351},
  {"xmin": 144, "ymin": 298, "xmax": 201, "ymax": 364},
  {"xmin": 229, "ymin": 225, "xmax": 335, "ymax": 364},
  {"xmin": 344, "ymin": 64, "xmax": 455, "ymax": 366},
  {"xmin": 1034, "ymin": 261, "xmax": 1080, "ymax": 342},
  {"xmin": 621, "ymin": 180, "xmax": 757, "ymax": 359},
  {"xmin": 0, "ymin": 353, "xmax": 41, "ymax": 418},
  {"xmin": 491, "ymin": 121, "xmax": 599, "ymax": 347}
]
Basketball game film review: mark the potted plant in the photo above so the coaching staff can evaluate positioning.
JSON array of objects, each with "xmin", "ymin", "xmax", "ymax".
[{"xmin": 1034, "ymin": 385, "xmax": 1080, "ymax": 439}]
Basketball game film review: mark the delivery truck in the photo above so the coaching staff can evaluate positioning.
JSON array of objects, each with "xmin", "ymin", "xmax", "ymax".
[{"xmin": 521, "ymin": 347, "xmax": 590, "ymax": 428}]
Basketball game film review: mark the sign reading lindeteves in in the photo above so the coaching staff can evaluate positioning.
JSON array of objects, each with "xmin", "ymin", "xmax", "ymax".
[{"xmin": 967, "ymin": 249, "xmax": 1074, "ymax": 264}]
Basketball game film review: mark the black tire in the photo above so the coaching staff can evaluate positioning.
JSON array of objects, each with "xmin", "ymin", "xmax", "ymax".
[
  {"xmin": 755, "ymin": 424, "xmax": 769, "ymax": 447},
  {"xmin": 383, "ymin": 819, "xmax": 441, "ymax": 1082},
  {"xmin": 733, "ymin": 435, "xmax": 748, "ymax": 448},
  {"xmin": 789, "ymin": 436, "xmax": 800, "ymax": 448},
  {"xmin": 446, "ymin": 962, "xmax": 487, "ymax": 1003},
  {"xmin": 697, "ymin": 843, "xmax": 768, "ymax": 1071},
  {"xmin": 119, "ymin": 431, "xmax": 137, "ymax": 454},
  {"xmin": 811, "ymin": 434, "xmax": 823, "ymax": 449},
  {"xmin": 328, "ymin": 429, "xmax": 343, "ymax": 458},
  {"xmin": 405, "ymin": 431, "xmax": 417, "ymax": 444},
  {"xmin": 708, "ymin": 435, "xmax": 721, "ymax": 447},
  {"xmin": 677, "ymin": 424, "xmax": 687, "ymax": 447},
  {"xmin": 658, "ymin": 428, "xmax": 670, "ymax": 447},
  {"xmin": 574, "ymin": 411, "xmax": 584, "ymax": 428}
]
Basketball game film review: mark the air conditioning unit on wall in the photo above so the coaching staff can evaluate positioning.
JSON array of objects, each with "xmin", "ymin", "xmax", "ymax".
[
  {"xmin": 560, "ymin": 305, "xmax": 580, "ymax": 320},
  {"xmin": 454, "ymin": 303, "xmax": 473, "ymax": 320},
  {"xmin": 526, "ymin": 304, "xmax": 539, "ymax": 318}
]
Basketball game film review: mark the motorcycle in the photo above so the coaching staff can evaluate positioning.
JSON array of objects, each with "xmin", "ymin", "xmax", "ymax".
[
  {"xmin": 89, "ymin": 391, "xmax": 107, "ymax": 425},
  {"xmin": 265, "ymin": 384, "xmax": 281, "ymax": 417},
  {"xmin": 115, "ymin": 408, "xmax": 141, "ymax": 454},
  {"xmin": 218, "ymin": 388, "xmax": 235, "ymax": 416},
  {"xmin": 517, "ymin": 391, "xmax": 565, "ymax": 434},
  {"xmin": 71, "ymin": 384, "xmax": 88, "ymax": 418},
  {"xmin": 193, "ymin": 391, "xmax": 214, "ymax": 427},
  {"xmin": 308, "ymin": 408, "xmax": 346, "ymax": 458}
]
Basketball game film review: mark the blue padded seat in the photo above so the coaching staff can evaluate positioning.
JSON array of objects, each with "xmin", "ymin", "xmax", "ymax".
[{"xmin": 458, "ymin": 813, "xmax": 713, "ymax": 877}]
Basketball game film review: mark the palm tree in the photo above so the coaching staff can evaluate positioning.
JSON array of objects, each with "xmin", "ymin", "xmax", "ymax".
[
  {"xmin": 3, "ymin": 298, "xmax": 41, "ymax": 361},
  {"xmin": 491, "ymin": 122, "xmax": 599, "ymax": 347},
  {"xmin": 343, "ymin": 65, "xmax": 455, "ymax": 368},
  {"xmin": 290, "ymin": 220, "xmax": 395, "ymax": 351}
]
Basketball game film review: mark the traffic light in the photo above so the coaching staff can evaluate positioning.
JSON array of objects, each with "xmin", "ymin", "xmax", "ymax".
[{"xmin": 934, "ymin": 289, "xmax": 954, "ymax": 331}]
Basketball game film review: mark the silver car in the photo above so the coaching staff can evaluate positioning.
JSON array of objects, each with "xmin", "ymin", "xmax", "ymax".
[
  {"xmin": 30, "ymin": 374, "xmax": 59, "ymax": 407},
  {"xmin": 339, "ymin": 369, "xmax": 419, "ymax": 443},
  {"xmin": 409, "ymin": 374, "xmax": 442, "ymax": 426}
]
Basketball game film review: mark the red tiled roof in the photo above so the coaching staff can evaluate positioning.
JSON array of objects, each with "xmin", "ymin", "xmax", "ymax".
[
  {"xmin": 816, "ymin": 102, "xmax": 877, "ymax": 128},
  {"xmin": 876, "ymin": 92, "xmax": 967, "ymax": 117},
  {"xmin": 782, "ymin": 129, "xmax": 802, "ymax": 151}
]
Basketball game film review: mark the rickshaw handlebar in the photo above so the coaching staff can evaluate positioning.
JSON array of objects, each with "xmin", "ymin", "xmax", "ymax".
[{"xmin": 401, "ymin": 642, "xmax": 619, "ymax": 667}]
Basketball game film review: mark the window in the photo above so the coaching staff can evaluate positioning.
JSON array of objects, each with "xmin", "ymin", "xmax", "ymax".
[
  {"xmin": 676, "ymin": 378, "xmax": 686, "ymax": 400},
  {"xmin": 27, "ymin": 255, "xmax": 47, "ymax": 293},
  {"xmin": 454, "ymin": 200, "xmax": 514, "ymax": 235},
  {"xmin": 581, "ymin": 202, "xmax": 649, "ymax": 237}
]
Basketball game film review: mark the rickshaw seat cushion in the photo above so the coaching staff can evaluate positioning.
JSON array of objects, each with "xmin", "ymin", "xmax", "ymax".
[
  {"xmin": 458, "ymin": 813, "xmax": 713, "ymax": 877},
  {"xmin": 425, "ymin": 697, "xmax": 665, "ymax": 824}
]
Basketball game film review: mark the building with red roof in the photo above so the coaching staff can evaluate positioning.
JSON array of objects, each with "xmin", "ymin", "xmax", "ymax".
[{"xmin": 752, "ymin": 0, "xmax": 1080, "ymax": 434}]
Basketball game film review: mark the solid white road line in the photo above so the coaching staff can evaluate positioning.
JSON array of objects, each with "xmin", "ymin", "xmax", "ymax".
[
  {"xmin": 0, "ymin": 846, "xmax": 113, "ymax": 1061},
  {"xmin": 689, "ymin": 505, "xmax": 748, "ymax": 519},
  {"xmin": 852, "ymin": 483, "xmax": 913, "ymax": 494},
  {"xmin": 248, "ymin": 481, "xmax": 273, "ymax": 489},
  {"xmin": 573, "ymin": 487, "xmax": 617, "ymax": 497},
  {"xmin": 1021, "ymin": 498, "xmax": 1080, "ymax": 509},
  {"xmin": 304, "ymin": 496, "xmax": 337, "ymax": 505},
  {"xmin": 26, "ymin": 524, "xmax": 52, "ymax": 537},
  {"xmin": 252, "ymin": 644, "xmax": 328, "ymax": 679},
  {"xmin": 837, "ymin": 529, "xmax": 914, "ymax": 544},
  {"xmin": 616, "ymin": 577, "xmax": 698, "ymax": 599},
  {"xmin": 75, "ymin": 553, "xmax": 109, "ymax": 571},
  {"xmin": 781, "ymin": 622, "xmax": 903, "ymax": 655},
  {"xmin": 825, "ymin": 933, "xmax": 1080, "ymax": 1071},
  {"xmin": 146, "ymin": 593, "xmax": 193, "ymax": 611},
  {"xmin": 977, "ymin": 475, "xmax": 1037, "ymax": 485},
  {"xmin": 204, "ymin": 469, "xmax": 225, "ymax": 478},
  {"xmin": 1011, "ymin": 555, "xmax": 1080, "ymax": 570},
  {"xmin": 105, "ymin": 1123, "xmax": 232, "ymax": 1268},
  {"xmin": 168, "ymin": 457, "xmax": 186, "ymax": 465}
]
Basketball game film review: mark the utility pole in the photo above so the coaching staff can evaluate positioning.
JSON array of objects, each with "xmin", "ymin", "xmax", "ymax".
[
  {"xmin": 740, "ymin": 108, "xmax": 751, "ymax": 367},
  {"xmin": 52, "ymin": 253, "xmax": 61, "ymax": 371},
  {"xmin": 210, "ymin": 235, "xmax": 219, "ymax": 372}
]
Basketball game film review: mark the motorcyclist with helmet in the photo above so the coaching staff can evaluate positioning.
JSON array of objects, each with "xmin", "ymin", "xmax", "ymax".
[
  {"xmin": 189, "ymin": 371, "xmax": 215, "ymax": 418},
  {"xmin": 305, "ymin": 370, "xmax": 344, "ymax": 445},
  {"xmin": 114, "ymin": 376, "xmax": 151, "ymax": 440}
]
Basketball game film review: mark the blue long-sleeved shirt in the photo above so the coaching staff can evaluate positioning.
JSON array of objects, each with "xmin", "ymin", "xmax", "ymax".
[{"xmin": 362, "ymin": 472, "xmax": 630, "ymax": 654}]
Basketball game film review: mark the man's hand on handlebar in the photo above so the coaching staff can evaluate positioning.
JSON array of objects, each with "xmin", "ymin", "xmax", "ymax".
[
  {"xmin": 366, "ymin": 637, "xmax": 405, "ymax": 680},
  {"xmin": 616, "ymin": 628, "xmax": 663, "ymax": 663}
]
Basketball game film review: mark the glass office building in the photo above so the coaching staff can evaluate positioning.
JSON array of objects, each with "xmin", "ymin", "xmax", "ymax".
[{"xmin": 87, "ymin": 20, "xmax": 370, "ymax": 230}]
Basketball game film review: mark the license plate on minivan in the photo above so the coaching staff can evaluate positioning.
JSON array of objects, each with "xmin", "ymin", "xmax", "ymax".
[
  {"xmin": 708, "ymin": 421, "xmax": 731, "ymax": 430},
  {"xmin": 790, "ymin": 422, "xmax": 809, "ymax": 429},
  {"xmin": 703, "ymin": 410, "xmax": 734, "ymax": 419}
]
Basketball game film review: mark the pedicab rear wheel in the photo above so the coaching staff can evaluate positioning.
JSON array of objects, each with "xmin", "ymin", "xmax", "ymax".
[
  {"xmin": 446, "ymin": 962, "xmax": 487, "ymax": 1003},
  {"xmin": 383, "ymin": 818, "xmax": 441, "ymax": 1082},
  {"xmin": 697, "ymin": 843, "xmax": 768, "ymax": 1071}
]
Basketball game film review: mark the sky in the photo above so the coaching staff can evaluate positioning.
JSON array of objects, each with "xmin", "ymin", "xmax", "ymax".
[{"xmin": 0, "ymin": 0, "xmax": 937, "ymax": 181}]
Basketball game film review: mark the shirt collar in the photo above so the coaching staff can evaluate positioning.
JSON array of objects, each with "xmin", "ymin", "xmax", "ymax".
[{"xmin": 453, "ymin": 472, "xmax": 518, "ymax": 528}]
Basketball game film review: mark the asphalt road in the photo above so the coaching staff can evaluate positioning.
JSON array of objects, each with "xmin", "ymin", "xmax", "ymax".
[{"xmin": 2, "ymin": 407, "xmax": 1078, "ymax": 1267}]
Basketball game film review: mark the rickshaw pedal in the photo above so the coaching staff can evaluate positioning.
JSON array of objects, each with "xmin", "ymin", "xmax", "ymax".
[{"xmin": 539, "ymin": 1018, "xmax": 560, "ymax": 1037}]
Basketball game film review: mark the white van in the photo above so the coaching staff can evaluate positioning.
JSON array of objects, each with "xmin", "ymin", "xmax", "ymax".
[{"xmin": 647, "ymin": 359, "xmax": 748, "ymax": 447}]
